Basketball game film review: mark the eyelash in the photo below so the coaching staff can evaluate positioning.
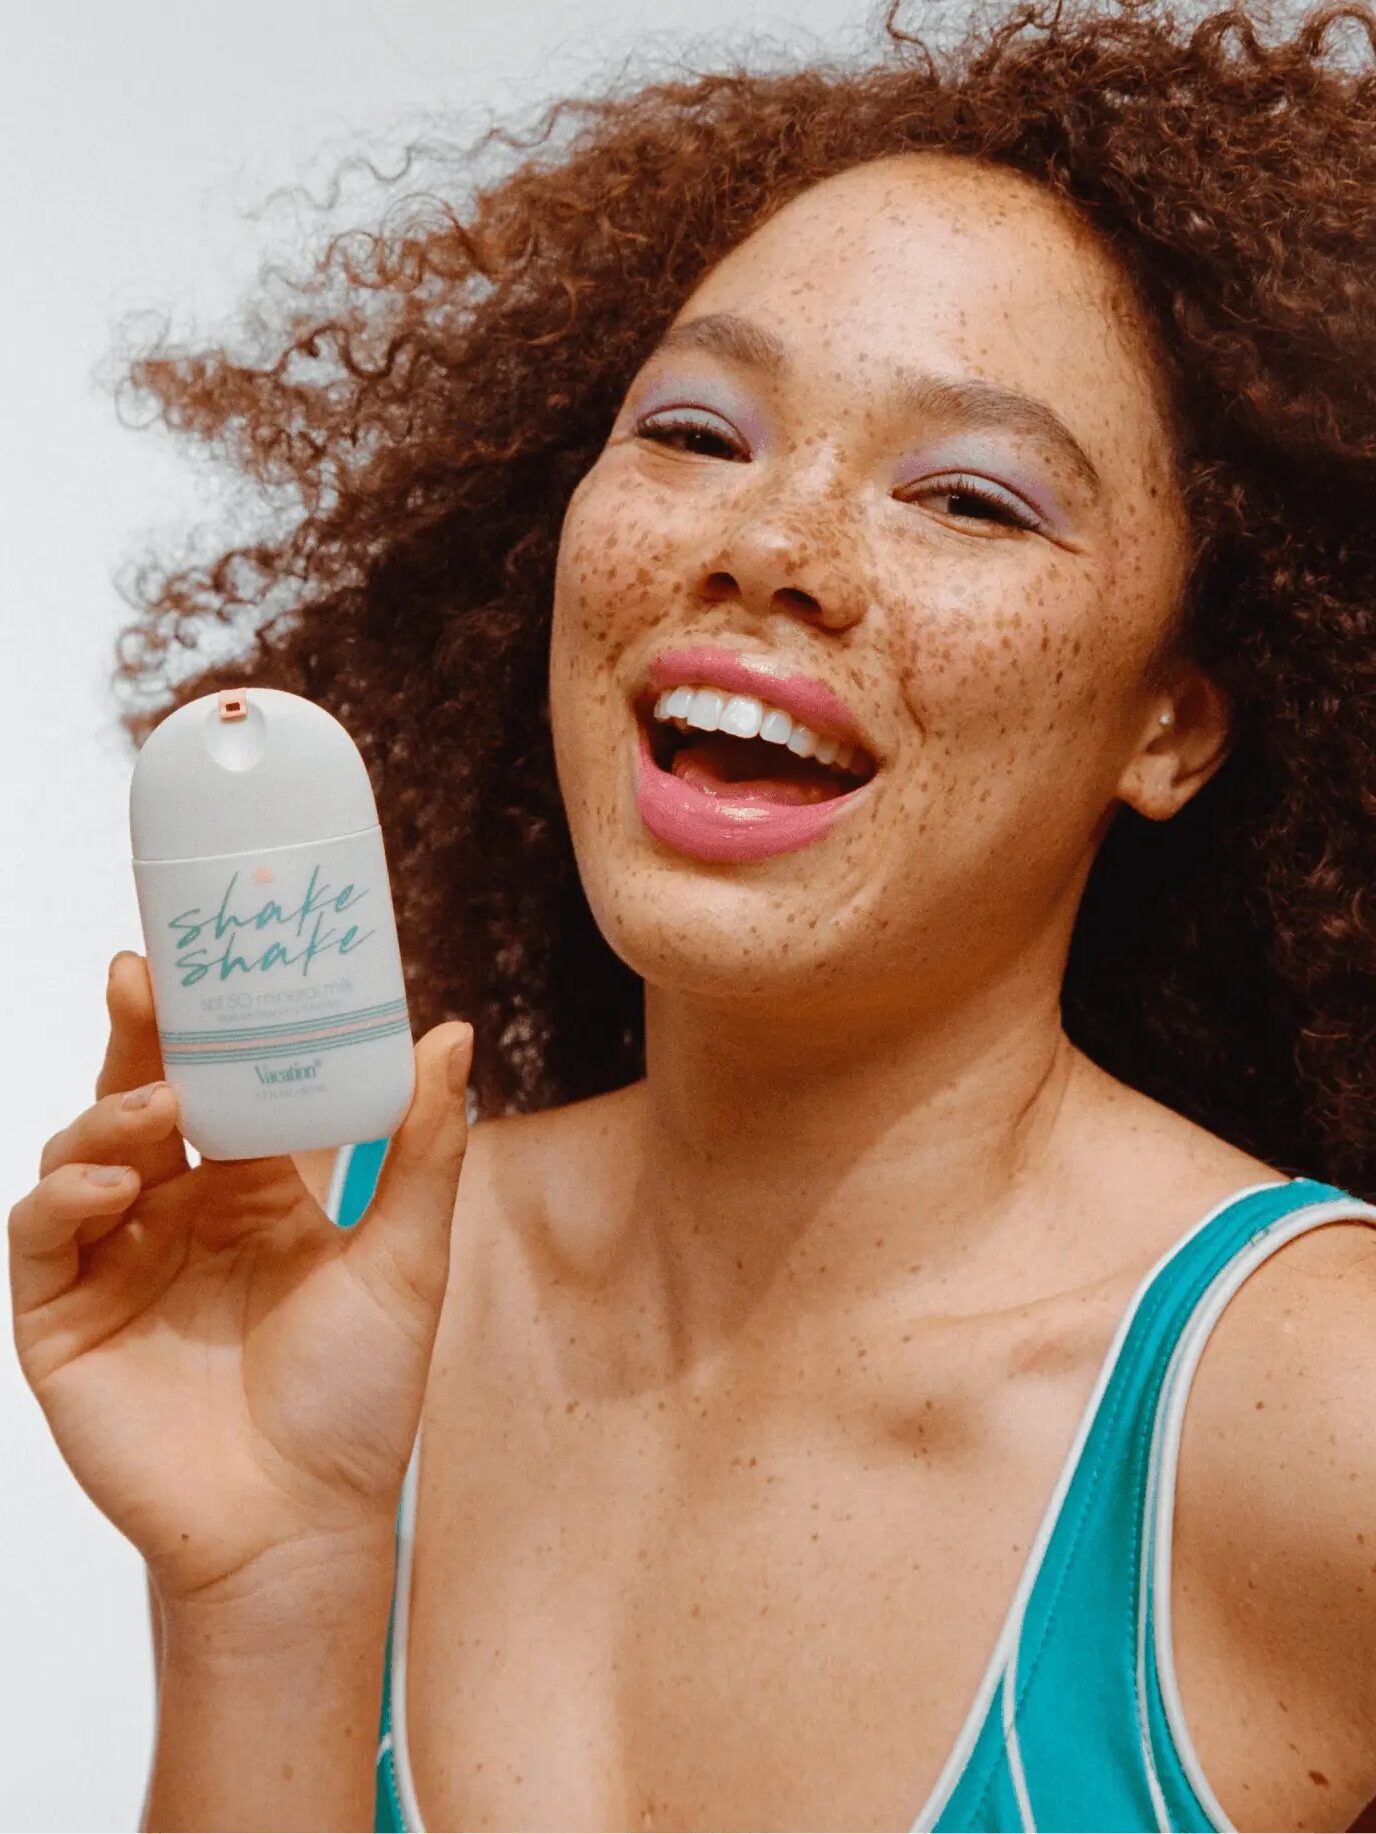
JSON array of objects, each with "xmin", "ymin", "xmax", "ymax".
[{"xmin": 633, "ymin": 411, "xmax": 1045, "ymax": 534}]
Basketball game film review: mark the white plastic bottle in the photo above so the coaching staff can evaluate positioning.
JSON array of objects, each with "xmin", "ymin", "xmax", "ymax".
[{"xmin": 129, "ymin": 686, "xmax": 415, "ymax": 1160}]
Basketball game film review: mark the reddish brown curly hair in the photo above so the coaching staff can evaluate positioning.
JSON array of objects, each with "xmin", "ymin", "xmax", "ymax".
[{"xmin": 108, "ymin": 0, "xmax": 1376, "ymax": 1195}]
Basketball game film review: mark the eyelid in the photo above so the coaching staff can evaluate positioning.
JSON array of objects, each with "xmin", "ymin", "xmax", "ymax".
[
  {"xmin": 901, "ymin": 470, "xmax": 1046, "ymax": 532},
  {"xmin": 633, "ymin": 405, "xmax": 748, "ymax": 457},
  {"xmin": 632, "ymin": 406, "xmax": 1045, "ymax": 531},
  {"xmin": 636, "ymin": 404, "xmax": 741, "ymax": 437}
]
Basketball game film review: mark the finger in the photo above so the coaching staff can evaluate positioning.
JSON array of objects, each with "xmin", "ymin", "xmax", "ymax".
[
  {"xmin": 8, "ymin": 1163, "xmax": 142, "ymax": 1316},
  {"xmin": 343, "ymin": 1022, "xmax": 473, "ymax": 1317},
  {"xmin": 95, "ymin": 952, "xmax": 165, "ymax": 1097},
  {"xmin": 93, "ymin": 953, "xmax": 188, "ymax": 1184},
  {"xmin": 39, "ymin": 1082, "xmax": 181, "ymax": 1181}
]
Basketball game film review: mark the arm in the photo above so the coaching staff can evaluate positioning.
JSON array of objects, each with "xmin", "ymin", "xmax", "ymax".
[
  {"xmin": 137, "ymin": 1142, "xmax": 393, "ymax": 1830},
  {"xmin": 140, "ymin": 1532, "xmax": 396, "ymax": 1833},
  {"xmin": 147, "ymin": 1567, "xmax": 163, "ymax": 1678}
]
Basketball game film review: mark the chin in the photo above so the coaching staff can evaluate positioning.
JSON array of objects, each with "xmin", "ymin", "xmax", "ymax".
[{"xmin": 578, "ymin": 865, "xmax": 850, "ymax": 1006}]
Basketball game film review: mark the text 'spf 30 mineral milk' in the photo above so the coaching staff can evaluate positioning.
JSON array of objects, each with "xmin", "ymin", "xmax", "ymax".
[{"xmin": 129, "ymin": 686, "xmax": 415, "ymax": 1160}]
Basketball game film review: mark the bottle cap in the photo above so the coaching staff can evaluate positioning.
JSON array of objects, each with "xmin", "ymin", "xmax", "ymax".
[{"xmin": 130, "ymin": 687, "xmax": 381, "ymax": 862}]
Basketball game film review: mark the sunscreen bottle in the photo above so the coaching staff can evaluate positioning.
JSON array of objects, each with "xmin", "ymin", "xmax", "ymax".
[{"xmin": 129, "ymin": 686, "xmax": 415, "ymax": 1159}]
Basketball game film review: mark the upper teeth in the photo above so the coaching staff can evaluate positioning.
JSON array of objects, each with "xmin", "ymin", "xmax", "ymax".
[{"xmin": 652, "ymin": 686, "xmax": 866, "ymax": 775}]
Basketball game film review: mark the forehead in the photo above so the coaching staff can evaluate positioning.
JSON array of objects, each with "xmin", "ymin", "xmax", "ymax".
[{"xmin": 674, "ymin": 153, "xmax": 1178, "ymax": 493}]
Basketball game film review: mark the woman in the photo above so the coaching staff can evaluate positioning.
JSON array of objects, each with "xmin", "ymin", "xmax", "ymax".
[{"xmin": 10, "ymin": 0, "xmax": 1376, "ymax": 1828}]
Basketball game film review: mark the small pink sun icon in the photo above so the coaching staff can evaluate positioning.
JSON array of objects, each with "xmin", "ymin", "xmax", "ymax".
[{"xmin": 251, "ymin": 866, "xmax": 274, "ymax": 884}]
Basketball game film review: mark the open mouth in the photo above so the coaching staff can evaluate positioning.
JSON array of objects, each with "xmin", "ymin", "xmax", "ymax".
[{"xmin": 634, "ymin": 695, "xmax": 878, "ymax": 805}]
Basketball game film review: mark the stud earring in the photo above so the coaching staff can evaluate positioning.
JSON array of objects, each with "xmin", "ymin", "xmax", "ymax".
[{"xmin": 1158, "ymin": 710, "xmax": 1174, "ymax": 729}]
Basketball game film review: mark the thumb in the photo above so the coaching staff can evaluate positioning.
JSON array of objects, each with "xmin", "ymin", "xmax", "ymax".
[{"xmin": 343, "ymin": 1020, "xmax": 474, "ymax": 1316}]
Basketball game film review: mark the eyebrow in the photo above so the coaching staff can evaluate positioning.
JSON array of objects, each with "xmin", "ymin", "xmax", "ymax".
[{"xmin": 650, "ymin": 311, "xmax": 1105, "ymax": 503}]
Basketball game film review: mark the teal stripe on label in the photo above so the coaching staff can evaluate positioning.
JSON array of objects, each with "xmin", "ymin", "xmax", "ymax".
[
  {"xmin": 158, "ymin": 997, "xmax": 409, "ymax": 1041},
  {"xmin": 161, "ymin": 1017, "xmax": 411, "ymax": 1065}
]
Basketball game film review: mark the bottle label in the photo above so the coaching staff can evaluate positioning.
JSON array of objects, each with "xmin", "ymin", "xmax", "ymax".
[{"xmin": 133, "ymin": 827, "xmax": 412, "ymax": 1140}]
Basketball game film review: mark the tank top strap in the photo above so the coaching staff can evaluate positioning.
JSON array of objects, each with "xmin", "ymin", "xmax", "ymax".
[
  {"xmin": 927, "ymin": 1174, "xmax": 1376, "ymax": 1833},
  {"xmin": 373, "ymin": 1430, "xmax": 424, "ymax": 1833},
  {"xmin": 329, "ymin": 1134, "xmax": 391, "ymax": 1231}
]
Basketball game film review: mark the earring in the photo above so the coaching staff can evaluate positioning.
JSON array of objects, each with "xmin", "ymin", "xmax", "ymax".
[{"xmin": 1158, "ymin": 710, "xmax": 1174, "ymax": 729}]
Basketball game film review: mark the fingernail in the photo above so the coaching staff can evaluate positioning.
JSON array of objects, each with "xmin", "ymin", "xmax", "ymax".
[
  {"xmin": 122, "ymin": 1081, "xmax": 167, "ymax": 1110},
  {"xmin": 86, "ymin": 1165, "xmax": 131, "ymax": 1186}
]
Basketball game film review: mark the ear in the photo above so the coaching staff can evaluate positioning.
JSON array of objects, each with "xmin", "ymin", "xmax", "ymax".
[{"xmin": 1115, "ymin": 667, "xmax": 1231, "ymax": 822}]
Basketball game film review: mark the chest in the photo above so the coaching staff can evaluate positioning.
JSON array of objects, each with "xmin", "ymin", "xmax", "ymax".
[{"xmin": 403, "ymin": 1292, "xmax": 1119, "ymax": 1832}]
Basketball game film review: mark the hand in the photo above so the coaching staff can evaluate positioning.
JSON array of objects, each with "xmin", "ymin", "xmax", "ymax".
[{"xmin": 8, "ymin": 952, "xmax": 473, "ymax": 1610}]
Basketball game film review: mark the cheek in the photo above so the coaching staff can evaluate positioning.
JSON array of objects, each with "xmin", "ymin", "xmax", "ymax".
[
  {"xmin": 555, "ymin": 463, "xmax": 685, "ymax": 644},
  {"xmin": 550, "ymin": 467, "xmax": 684, "ymax": 803},
  {"xmin": 887, "ymin": 558, "xmax": 1106, "ymax": 740},
  {"xmin": 874, "ymin": 560, "xmax": 1122, "ymax": 837}
]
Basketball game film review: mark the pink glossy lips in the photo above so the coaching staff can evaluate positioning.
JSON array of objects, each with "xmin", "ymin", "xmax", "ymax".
[{"xmin": 633, "ymin": 715, "xmax": 872, "ymax": 863}]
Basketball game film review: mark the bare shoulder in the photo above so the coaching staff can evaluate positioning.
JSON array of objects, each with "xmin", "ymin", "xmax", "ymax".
[
  {"xmin": 1175, "ymin": 1202, "xmax": 1376, "ymax": 1721},
  {"xmin": 287, "ymin": 1092, "xmax": 614, "ymax": 1335},
  {"xmin": 1180, "ymin": 1207, "xmax": 1376, "ymax": 1508},
  {"xmin": 289, "ymin": 1094, "xmax": 573, "ymax": 1227},
  {"xmin": 288, "ymin": 1134, "xmax": 512, "ymax": 1219},
  {"xmin": 430, "ymin": 1085, "xmax": 647, "ymax": 1312},
  {"xmin": 456, "ymin": 1088, "xmax": 624, "ymax": 1219}
]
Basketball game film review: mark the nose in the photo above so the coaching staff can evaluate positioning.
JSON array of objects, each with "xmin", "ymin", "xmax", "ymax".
[{"xmin": 693, "ymin": 498, "xmax": 869, "ymax": 634}]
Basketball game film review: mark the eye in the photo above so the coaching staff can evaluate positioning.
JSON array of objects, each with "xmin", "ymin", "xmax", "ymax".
[
  {"xmin": 899, "ymin": 474, "xmax": 1045, "ymax": 534},
  {"xmin": 634, "ymin": 408, "xmax": 746, "ymax": 461}
]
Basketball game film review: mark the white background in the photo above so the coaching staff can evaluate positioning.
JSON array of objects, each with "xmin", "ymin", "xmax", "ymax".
[{"xmin": 1, "ymin": 1, "xmax": 881, "ymax": 1825}]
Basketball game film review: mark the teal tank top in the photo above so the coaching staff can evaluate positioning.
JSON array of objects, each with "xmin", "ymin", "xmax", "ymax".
[{"xmin": 325, "ymin": 1141, "xmax": 1376, "ymax": 1833}]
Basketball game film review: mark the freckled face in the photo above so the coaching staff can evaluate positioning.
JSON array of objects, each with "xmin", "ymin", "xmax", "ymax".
[{"xmin": 548, "ymin": 152, "xmax": 1192, "ymax": 1013}]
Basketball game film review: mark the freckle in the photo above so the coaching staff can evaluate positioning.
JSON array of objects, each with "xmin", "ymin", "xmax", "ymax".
[{"xmin": 1309, "ymin": 1770, "xmax": 1329, "ymax": 1787}]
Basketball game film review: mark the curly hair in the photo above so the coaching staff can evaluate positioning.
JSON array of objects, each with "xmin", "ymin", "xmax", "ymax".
[{"xmin": 108, "ymin": 0, "xmax": 1376, "ymax": 1196}]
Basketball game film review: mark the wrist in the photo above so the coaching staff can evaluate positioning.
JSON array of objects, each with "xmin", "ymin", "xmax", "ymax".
[{"xmin": 154, "ymin": 1524, "xmax": 397, "ymax": 1671}]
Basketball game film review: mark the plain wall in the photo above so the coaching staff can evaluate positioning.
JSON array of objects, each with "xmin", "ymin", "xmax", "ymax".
[{"xmin": 1, "ymin": 1, "xmax": 884, "ymax": 1825}]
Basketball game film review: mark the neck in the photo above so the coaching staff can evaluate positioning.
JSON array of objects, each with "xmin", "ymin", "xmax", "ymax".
[{"xmin": 615, "ymin": 954, "xmax": 1110, "ymax": 1368}]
